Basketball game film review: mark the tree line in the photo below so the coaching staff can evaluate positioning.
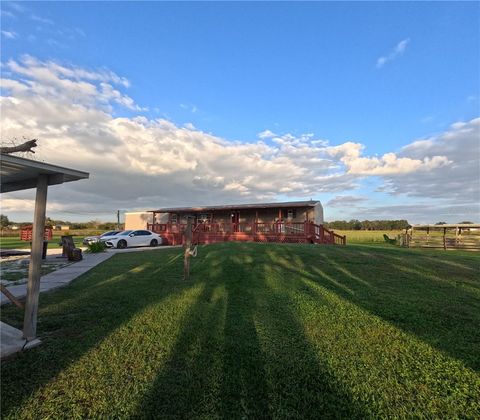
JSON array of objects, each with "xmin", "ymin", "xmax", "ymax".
[
  {"xmin": 323, "ymin": 219, "xmax": 410, "ymax": 230},
  {"xmin": 324, "ymin": 220, "xmax": 475, "ymax": 230},
  {"xmin": 1, "ymin": 214, "xmax": 118, "ymax": 231}
]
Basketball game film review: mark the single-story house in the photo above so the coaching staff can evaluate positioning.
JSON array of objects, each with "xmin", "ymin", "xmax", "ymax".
[{"xmin": 125, "ymin": 200, "xmax": 345, "ymax": 245}]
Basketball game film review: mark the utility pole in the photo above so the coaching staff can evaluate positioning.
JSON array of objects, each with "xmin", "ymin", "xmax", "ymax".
[{"xmin": 117, "ymin": 210, "xmax": 120, "ymax": 230}]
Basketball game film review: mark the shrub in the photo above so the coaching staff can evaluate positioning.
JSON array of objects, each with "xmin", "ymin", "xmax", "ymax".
[{"xmin": 87, "ymin": 241, "xmax": 107, "ymax": 253}]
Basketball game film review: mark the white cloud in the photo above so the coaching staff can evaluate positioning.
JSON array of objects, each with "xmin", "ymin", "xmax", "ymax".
[
  {"xmin": 30, "ymin": 14, "xmax": 54, "ymax": 25},
  {"xmin": 0, "ymin": 9, "xmax": 15, "ymax": 18},
  {"xmin": 327, "ymin": 195, "xmax": 368, "ymax": 207},
  {"xmin": 1, "ymin": 30, "xmax": 17, "ymax": 39},
  {"xmin": 326, "ymin": 141, "xmax": 449, "ymax": 175},
  {"xmin": 258, "ymin": 129, "xmax": 276, "ymax": 139},
  {"xmin": 6, "ymin": 2, "xmax": 28, "ymax": 13},
  {"xmin": 379, "ymin": 118, "xmax": 480, "ymax": 203},
  {"xmin": 376, "ymin": 38, "xmax": 410, "ymax": 68},
  {"xmin": 180, "ymin": 103, "xmax": 198, "ymax": 113},
  {"xmin": 1, "ymin": 56, "xmax": 477, "ymax": 223}
]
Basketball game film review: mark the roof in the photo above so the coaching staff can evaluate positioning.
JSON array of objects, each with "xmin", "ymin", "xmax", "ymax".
[
  {"xmin": 0, "ymin": 154, "xmax": 89, "ymax": 193},
  {"xmin": 151, "ymin": 200, "xmax": 320, "ymax": 213}
]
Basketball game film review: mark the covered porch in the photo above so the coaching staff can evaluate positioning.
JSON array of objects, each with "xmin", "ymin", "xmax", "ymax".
[{"xmin": 147, "ymin": 201, "xmax": 344, "ymax": 246}]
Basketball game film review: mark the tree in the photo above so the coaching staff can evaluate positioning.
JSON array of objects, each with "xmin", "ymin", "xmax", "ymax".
[{"xmin": 0, "ymin": 214, "xmax": 10, "ymax": 229}]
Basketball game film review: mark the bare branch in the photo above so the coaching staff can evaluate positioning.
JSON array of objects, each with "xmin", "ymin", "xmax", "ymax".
[{"xmin": 0, "ymin": 139, "xmax": 38, "ymax": 154}]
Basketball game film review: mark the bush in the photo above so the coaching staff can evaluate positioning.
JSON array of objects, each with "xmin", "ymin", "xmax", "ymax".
[{"xmin": 87, "ymin": 241, "xmax": 107, "ymax": 253}]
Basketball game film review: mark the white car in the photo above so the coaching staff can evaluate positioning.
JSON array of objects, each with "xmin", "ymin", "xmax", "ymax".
[
  {"xmin": 104, "ymin": 230, "xmax": 163, "ymax": 249},
  {"xmin": 83, "ymin": 230, "xmax": 122, "ymax": 245}
]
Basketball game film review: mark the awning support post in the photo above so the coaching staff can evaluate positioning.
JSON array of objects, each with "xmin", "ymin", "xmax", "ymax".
[{"xmin": 23, "ymin": 174, "xmax": 48, "ymax": 340}]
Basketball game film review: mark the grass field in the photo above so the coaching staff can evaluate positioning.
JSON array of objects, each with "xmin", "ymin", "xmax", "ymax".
[
  {"xmin": 0, "ymin": 236, "xmax": 85, "ymax": 250},
  {"xmin": 334, "ymin": 230, "xmax": 403, "ymax": 243},
  {"xmin": 1, "ymin": 243, "xmax": 479, "ymax": 418},
  {"xmin": 0, "ymin": 230, "xmax": 400, "ymax": 249}
]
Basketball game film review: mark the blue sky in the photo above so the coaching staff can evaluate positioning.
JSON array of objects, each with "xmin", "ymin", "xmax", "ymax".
[{"xmin": 1, "ymin": 1, "xmax": 479, "ymax": 223}]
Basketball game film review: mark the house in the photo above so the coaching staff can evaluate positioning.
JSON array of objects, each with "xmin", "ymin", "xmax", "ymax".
[
  {"xmin": 126, "ymin": 200, "xmax": 345, "ymax": 245},
  {"xmin": 53, "ymin": 225, "xmax": 70, "ymax": 231},
  {"xmin": 123, "ymin": 212, "xmax": 154, "ymax": 230}
]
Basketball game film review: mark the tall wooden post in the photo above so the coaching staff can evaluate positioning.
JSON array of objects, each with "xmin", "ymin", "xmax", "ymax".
[
  {"xmin": 183, "ymin": 216, "xmax": 193, "ymax": 280},
  {"xmin": 23, "ymin": 174, "xmax": 48, "ymax": 340}
]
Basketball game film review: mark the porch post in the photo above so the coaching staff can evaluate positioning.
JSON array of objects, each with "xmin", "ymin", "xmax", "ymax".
[{"xmin": 23, "ymin": 174, "xmax": 48, "ymax": 340}]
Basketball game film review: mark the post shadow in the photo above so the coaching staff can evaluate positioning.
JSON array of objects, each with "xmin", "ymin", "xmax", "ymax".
[
  {"xmin": 1, "ymin": 249, "xmax": 187, "ymax": 416},
  {"xmin": 136, "ymin": 244, "xmax": 366, "ymax": 418},
  {"xmin": 268, "ymin": 243, "xmax": 480, "ymax": 372}
]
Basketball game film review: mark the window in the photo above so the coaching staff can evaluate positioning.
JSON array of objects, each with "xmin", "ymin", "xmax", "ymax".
[
  {"xmin": 170, "ymin": 214, "xmax": 178, "ymax": 224},
  {"xmin": 198, "ymin": 213, "xmax": 212, "ymax": 223},
  {"xmin": 283, "ymin": 209, "xmax": 296, "ymax": 219}
]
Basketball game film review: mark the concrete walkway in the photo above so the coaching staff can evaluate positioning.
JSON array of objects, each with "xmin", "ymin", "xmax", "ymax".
[
  {"xmin": 1, "ymin": 245, "xmax": 177, "ymax": 359},
  {"xmin": 1, "ymin": 245, "xmax": 178, "ymax": 305},
  {"xmin": 1, "ymin": 322, "xmax": 41, "ymax": 359}
]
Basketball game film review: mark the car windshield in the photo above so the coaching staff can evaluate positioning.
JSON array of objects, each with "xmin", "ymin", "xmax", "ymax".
[
  {"xmin": 100, "ymin": 231, "xmax": 119, "ymax": 237},
  {"xmin": 119, "ymin": 230, "xmax": 133, "ymax": 236}
]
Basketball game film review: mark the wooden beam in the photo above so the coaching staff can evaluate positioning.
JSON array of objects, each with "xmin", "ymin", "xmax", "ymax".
[
  {"xmin": 1, "ymin": 285, "xmax": 24, "ymax": 309},
  {"xmin": 23, "ymin": 174, "xmax": 48, "ymax": 340}
]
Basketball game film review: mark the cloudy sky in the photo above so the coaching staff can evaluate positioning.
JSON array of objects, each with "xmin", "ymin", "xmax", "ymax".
[{"xmin": 1, "ymin": 2, "xmax": 479, "ymax": 223}]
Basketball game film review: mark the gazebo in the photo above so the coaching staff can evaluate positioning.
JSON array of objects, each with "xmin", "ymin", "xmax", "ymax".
[{"xmin": 0, "ymin": 153, "xmax": 89, "ymax": 347}]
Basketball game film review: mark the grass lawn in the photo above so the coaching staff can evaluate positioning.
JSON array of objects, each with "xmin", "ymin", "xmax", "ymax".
[
  {"xmin": 334, "ymin": 230, "xmax": 403, "ymax": 244},
  {"xmin": 1, "ymin": 243, "xmax": 479, "ymax": 418},
  {"xmin": 0, "ymin": 236, "xmax": 84, "ymax": 250}
]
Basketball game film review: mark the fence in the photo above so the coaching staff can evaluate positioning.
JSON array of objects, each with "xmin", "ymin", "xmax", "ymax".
[{"xmin": 405, "ymin": 224, "xmax": 480, "ymax": 251}]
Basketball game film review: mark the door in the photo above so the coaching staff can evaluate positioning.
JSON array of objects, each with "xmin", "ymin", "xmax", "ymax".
[
  {"xmin": 139, "ymin": 230, "xmax": 153, "ymax": 246},
  {"xmin": 130, "ymin": 230, "xmax": 150, "ymax": 246},
  {"xmin": 231, "ymin": 211, "xmax": 240, "ymax": 232}
]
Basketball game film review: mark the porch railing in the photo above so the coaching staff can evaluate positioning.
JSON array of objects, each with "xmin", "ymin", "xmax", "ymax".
[{"xmin": 147, "ymin": 221, "xmax": 346, "ymax": 245}]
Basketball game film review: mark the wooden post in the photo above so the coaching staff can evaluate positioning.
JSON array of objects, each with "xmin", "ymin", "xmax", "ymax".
[
  {"xmin": 23, "ymin": 174, "xmax": 48, "ymax": 340},
  {"xmin": 1, "ymin": 285, "xmax": 24, "ymax": 309},
  {"xmin": 443, "ymin": 227, "xmax": 447, "ymax": 250},
  {"xmin": 183, "ymin": 216, "xmax": 193, "ymax": 280}
]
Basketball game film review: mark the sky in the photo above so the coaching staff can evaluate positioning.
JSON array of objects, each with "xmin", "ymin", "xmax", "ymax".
[{"xmin": 1, "ymin": 1, "xmax": 479, "ymax": 224}]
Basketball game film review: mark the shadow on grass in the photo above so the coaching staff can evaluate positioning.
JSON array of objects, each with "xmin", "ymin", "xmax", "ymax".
[
  {"xmin": 266, "ymin": 244, "xmax": 480, "ymax": 372},
  {"xmin": 136, "ymin": 245, "xmax": 366, "ymax": 418},
  {"xmin": 0, "ymin": 250, "xmax": 186, "ymax": 416}
]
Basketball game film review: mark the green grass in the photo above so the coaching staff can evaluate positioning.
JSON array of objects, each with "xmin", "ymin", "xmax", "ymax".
[
  {"xmin": 1, "ymin": 243, "xmax": 479, "ymax": 418},
  {"xmin": 0, "ymin": 236, "xmax": 84, "ymax": 250},
  {"xmin": 335, "ymin": 230, "xmax": 404, "ymax": 244}
]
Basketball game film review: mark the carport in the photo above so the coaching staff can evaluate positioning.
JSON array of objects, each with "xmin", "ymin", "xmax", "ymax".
[{"xmin": 1, "ymin": 153, "xmax": 89, "ymax": 352}]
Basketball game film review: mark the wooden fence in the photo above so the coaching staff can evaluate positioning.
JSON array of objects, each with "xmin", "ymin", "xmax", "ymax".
[{"xmin": 405, "ymin": 224, "xmax": 480, "ymax": 251}]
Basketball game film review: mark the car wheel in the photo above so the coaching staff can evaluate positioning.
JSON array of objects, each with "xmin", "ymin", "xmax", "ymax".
[
  {"xmin": 117, "ymin": 240, "xmax": 127, "ymax": 249},
  {"xmin": 150, "ymin": 239, "xmax": 158, "ymax": 247}
]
